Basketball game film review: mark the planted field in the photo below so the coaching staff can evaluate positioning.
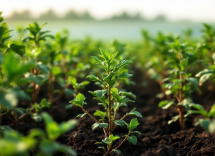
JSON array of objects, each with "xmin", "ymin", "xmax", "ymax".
[{"xmin": 0, "ymin": 11, "xmax": 215, "ymax": 156}]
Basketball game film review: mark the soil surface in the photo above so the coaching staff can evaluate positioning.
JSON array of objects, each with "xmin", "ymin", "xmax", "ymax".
[{"xmin": 3, "ymin": 67, "xmax": 215, "ymax": 156}]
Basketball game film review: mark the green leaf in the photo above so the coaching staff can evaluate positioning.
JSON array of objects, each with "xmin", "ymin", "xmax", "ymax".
[
  {"xmin": 112, "ymin": 149, "xmax": 122, "ymax": 154},
  {"xmin": 94, "ymin": 110, "xmax": 106, "ymax": 120},
  {"xmin": 64, "ymin": 88, "xmax": 75, "ymax": 97},
  {"xmin": 76, "ymin": 113, "xmax": 86, "ymax": 118},
  {"xmin": 120, "ymin": 92, "xmax": 136, "ymax": 99},
  {"xmin": 58, "ymin": 119, "xmax": 77, "ymax": 135},
  {"xmin": 58, "ymin": 144, "xmax": 77, "ymax": 156},
  {"xmin": 15, "ymin": 107, "xmax": 26, "ymax": 115},
  {"xmin": 99, "ymin": 123, "xmax": 108, "ymax": 128},
  {"xmin": 40, "ymin": 98, "xmax": 51, "ymax": 108},
  {"xmin": 168, "ymin": 115, "xmax": 179, "ymax": 124},
  {"xmin": 10, "ymin": 41, "xmax": 26, "ymax": 57},
  {"xmin": 91, "ymin": 56, "xmax": 107, "ymax": 70},
  {"xmin": 195, "ymin": 119, "xmax": 211, "ymax": 132},
  {"xmin": 209, "ymin": 104, "xmax": 215, "ymax": 118},
  {"xmin": 114, "ymin": 120, "xmax": 124, "ymax": 126},
  {"xmin": 159, "ymin": 100, "xmax": 174, "ymax": 109},
  {"xmin": 69, "ymin": 93, "xmax": 86, "ymax": 108},
  {"xmin": 102, "ymin": 137, "xmax": 111, "ymax": 144},
  {"xmin": 109, "ymin": 134, "xmax": 120, "ymax": 142},
  {"xmin": 187, "ymin": 77, "xmax": 198, "ymax": 88},
  {"xmin": 31, "ymin": 113, "xmax": 42, "ymax": 122},
  {"xmin": 92, "ymin": 122, "xmax": 108, "ymax": 130},
  {"xmin": 111, "ymin": 88, "xmax": 118, "ymax": 96},
  {"xmin": 87, "ymin": 75, "xmax": 101, "ymax": 82},
  {"xmin": 114, "ymin": 60, "xmax": 132, "ymax": 72},
  {"xmin": 126, "ymin": 108, "xmax": 142, "ymax": 118},
  {"xmin": 95, "ymin": 142, "xmax": 103, "ymax": 144},
  {"xmin": 40, "ymin": 140, "xmax": 59, "ymax": 154},
  {"xmin": 119, "ymin": 73, "xmax": 133, "ymax": 78},
  {"xmin": 68, "ymin": 77, "xmax": 77, "ymax": 86},
  {"xmin": 179, "ymin": 58, "xmax": 188, "ymax": 71},
  {"xmin": 199, "ymin": 73, "xmax": 213, "ymax": 86},
  {"xmin": 133, "ymin": 131, "xmax": 141, "ymax": 135},
  {"xmin": 99, "ymin": 48, "xmax": 110, "ymax": 63},
  {"xmin": 127, "ymin": 135, "xmax": 137, "ymax": 145},
  {"xmin": 37, "ymin": 63, "xmax": 50, "ymax": 74},
  {"xmin": 103, "ymin": 72, "xmax": 116, "ymax": 85},
  {"xmin": 129, "ymin": 118, "xmax": 139, "ymax": 132},
  {"xmin": 93, "ymin": 90, "xmax": 109, "ymax": 98},
  {"xmin": 109, "ymin": 52, "xmax": 118, "ymax": 64},
  {"xmin": 42, "ymin": 112, "xmax": 77, "ymax": 141}
]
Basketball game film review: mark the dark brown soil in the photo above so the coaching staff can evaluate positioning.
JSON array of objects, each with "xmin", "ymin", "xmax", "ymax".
[{"xmin": 3, "ymin": 67, "xmax": 215, "ymax": 156}]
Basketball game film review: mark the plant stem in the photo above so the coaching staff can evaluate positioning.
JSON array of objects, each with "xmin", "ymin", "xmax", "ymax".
[
  {"xmin": 82, "ymin": 107, "xmax": 98, "ymax": 122},
  {"xmin": 110, "ymin": 133, "xmax": 130, "ymax": 153},
  {"xmin": 108, "ymin": 85, "xmax": 112, "ymax": 136},
  {"xmin": 120, "ymin": 114, "xmax": 128, "ymax": 120},
  {"xmin": 31, "ymin": 68, "xmax": 39, "ymax": 107},
  {"xmin": 82, "ymin": 108, "xmax": 107, "ymax": 138},
  {"xmin": 178, "ymin": 74, "xmax": 184, "ymax": 130}
]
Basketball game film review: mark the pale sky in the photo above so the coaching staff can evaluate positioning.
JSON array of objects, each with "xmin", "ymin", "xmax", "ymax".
[{"xmin": 0, "ymin": 0, "xmax": 215, "ymax": 22}]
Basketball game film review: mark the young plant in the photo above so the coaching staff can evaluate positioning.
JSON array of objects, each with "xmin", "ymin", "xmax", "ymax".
[
  {"xmin": 24, "ymin": 21, "xmax": 54, "ymax": 106},
  {"xmin": 69, "ymin": 48, "xmax": 142, "ymax": 154},
  {"xmin": 184, "ymin": 102, "xmax": 215, "ymax": 133},
  {"xmin": 159, "ymin": 40, "xmax": 200, "ymax": 130}
]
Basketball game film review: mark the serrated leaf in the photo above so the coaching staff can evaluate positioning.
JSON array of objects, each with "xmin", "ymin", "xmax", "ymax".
[
  {"xmin": 103, "ymin": 72, "xmax": 116, "ymax": 85},
  {"xmin": 114, "ymin": 60, "xmax": 132, "ymax": 72},
  {"xmin": 94, "ymin": 90, "xmax": 109, "ymax": 98},
  {"xmin": 99, "ymin": 48, "xmax": 110, "ymax": 63},
  {"xmin": 91, "ymin": 56, "xmax": 107, "ymax": 70},
  {"xmin": 127, "ymin": 135, "xmax": 137, "ymax": 145}
]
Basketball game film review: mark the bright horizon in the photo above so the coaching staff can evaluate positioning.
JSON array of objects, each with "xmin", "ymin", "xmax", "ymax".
[{"xmin": 0, "ymin": 0, "xmax": 215, "ymax": 22}]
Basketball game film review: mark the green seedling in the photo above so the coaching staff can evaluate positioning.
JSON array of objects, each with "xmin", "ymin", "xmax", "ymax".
[
  {"xmin": 69, "ymin": 48, "xmax": 142, "ymax": 154},
  {"xmin": 159, "ymin": 40, "xmax": 200, "ymax": 130},
  {"xmin": 0, "ymin": 112, "xmax": 77, "ymax": 156},
  {"xmin": 184, "ymin": 102, "xmax": 215, "ymax": 133}
]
